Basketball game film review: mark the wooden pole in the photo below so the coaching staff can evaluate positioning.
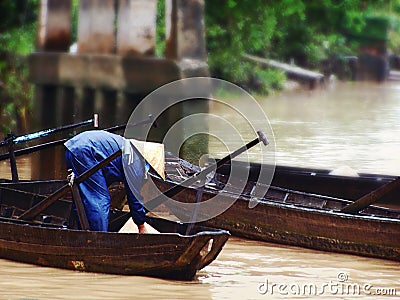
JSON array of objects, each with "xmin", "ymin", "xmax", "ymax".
[
  {"xmin": 70, "ymin": 181, "xmax": 90, "ymax": 230},
  {"xmin": 0, "ymin": 115, "xmax": 154, "ymax": 162},
  {"xmin": 341, "ymin": 177, "xmax": 400, "ymax": 214},
  {"xmin": 0, "ymin": 117, "xmax": 95, "ymax": 147},
  {"xmin": 18, "ymin": 150, "xmax": 122, "ymax": 221},
  {"xmin": 7, "ymin": 135, "xmax": 19, "ymax": 182},
  {"xmin": 145, "ymin": 131, "xmax": 268, "ymax": 211}
]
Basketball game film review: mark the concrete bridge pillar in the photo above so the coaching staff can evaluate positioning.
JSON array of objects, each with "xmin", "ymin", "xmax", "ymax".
[{"xmin": 29, "ymin": 0, "xmax": 209, "ymax": 179}]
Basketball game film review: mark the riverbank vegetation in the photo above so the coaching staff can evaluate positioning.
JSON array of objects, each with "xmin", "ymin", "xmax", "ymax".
[
  {"xmin": 205, "ymin": 0, "xmax": 400, "ymax": 93},
  {"xmin": 0, "ymin": 1, "xmax": 37, "ymax": 135},
  {"xmin": 1, "ymin": 0, "xmax": 400, "ymax": 136}
]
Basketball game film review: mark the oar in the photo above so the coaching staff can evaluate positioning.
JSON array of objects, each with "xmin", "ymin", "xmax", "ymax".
[
  {"xmin": 0, "ymin": 115, "xmax": 98, "ymax": 147},
  {"xmin": 0, "ymin": 115, "xmax": 156, "ymax": 161},
  {"xmin": 341, "ymin": 177, "xmax": 400, "ymax": 214},
  {"xmin": 145, "ymin": 130, "xmax": 269, "ymax": 211},
  {"xmin": 0, "ymin": 139, "xmax": 69, "ymax": 161},
  {"xmin": 18, "ymin": 150, "xmax": 122, "ymax": 221},
  {"xmin": 1, "ymin": 116, "xmax": 97, "ymax": 182}
]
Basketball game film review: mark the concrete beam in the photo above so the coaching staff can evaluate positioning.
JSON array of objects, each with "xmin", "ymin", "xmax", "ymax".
[{"xmin": 28, "ymin": 53, "xmax": 209, "ymax": 94}]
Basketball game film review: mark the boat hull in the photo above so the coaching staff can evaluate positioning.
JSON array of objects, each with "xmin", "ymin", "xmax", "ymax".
[
  {"xmin": 0, "ymin": 183, "xmax": 229, "ymax": 280},
  {"xmin": 217, "ymin": 161, "xmax": 399, "ymax": 208},
  {"xmin": 202, "ymin": 198, "xmax": 400, "ymax": 261},
  {"xmin": 0, "ymin": 217, "xmax": 228, "ymax": 280},
  {"xmin": 147, "ymin": 174, "xmax": 400, "ymax": 262}
]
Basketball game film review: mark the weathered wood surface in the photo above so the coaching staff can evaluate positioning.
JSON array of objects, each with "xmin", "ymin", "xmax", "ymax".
[
  {"xmin": 0, "ymin": 184, "xmax": 229, "ymax": 280},
  {"xmin": 0, "ymin": 215, "xmax": 228, "ymax": 279},
  {"xmin": 19, "ymin": 149, "xmax": 122, "ymax": 221},
  {"xmin": 216, "ymin": 160, "xmax": 399, "ymax": 209},
  {"xmin": 142, "ymin": 156, "xmax": 400, "ymax": 262},
  {"xmin": 341, "ymin": 177, "xmax": 400, "ymax": 214}
]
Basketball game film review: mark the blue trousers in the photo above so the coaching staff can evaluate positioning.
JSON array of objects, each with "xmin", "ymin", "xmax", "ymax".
[{"xmin": 65, "ymin": 149, "xmax": 112, "ymax": 231}]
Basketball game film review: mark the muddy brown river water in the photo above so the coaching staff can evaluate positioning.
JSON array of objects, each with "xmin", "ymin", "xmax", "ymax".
[{"xmin": 0, "ymin": 81, "xmax": 399, "ymax": 299}]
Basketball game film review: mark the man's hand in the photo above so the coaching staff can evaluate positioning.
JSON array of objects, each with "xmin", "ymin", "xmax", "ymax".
[
  {"xmin": 119, "ymin": 219, "xmax": 160, "ymax": 234},
  {"xmin": 137, "ymin": 223, "xmax": 148, "ymax": 233}
]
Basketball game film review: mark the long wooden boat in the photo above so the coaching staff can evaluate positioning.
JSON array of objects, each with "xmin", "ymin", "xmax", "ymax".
[
  {"xmin": 0, "ymin": 181, "xmax": 229, "ymax": 280},
  {"xmin": 142, "ymin": 156, "xmax": 400, "ymax": 262},
  {"xmin": 216, "ymin": 160, "xmax": 399, "ymax": 208}
]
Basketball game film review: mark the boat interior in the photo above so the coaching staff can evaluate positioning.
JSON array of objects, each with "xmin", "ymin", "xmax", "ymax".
[
  {"xmin": 163, "ymin": 156, "xmax": 400, "ymax": 220},
  {"xmin": 0, "ymin": 179, "xmax": 226, "ymax": 235}
]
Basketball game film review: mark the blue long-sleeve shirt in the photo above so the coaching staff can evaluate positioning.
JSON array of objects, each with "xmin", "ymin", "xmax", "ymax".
[{"xmin": 64, "ymin": 130, "xmax": 147, "ymax": 229}]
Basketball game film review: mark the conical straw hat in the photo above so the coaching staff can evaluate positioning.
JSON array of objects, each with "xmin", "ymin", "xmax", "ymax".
[{"xmin": 128, "ymin": 139, "xmax": 165, "ymax": 180}]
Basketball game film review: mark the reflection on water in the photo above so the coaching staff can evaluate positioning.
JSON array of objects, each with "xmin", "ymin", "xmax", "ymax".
[
  {"xmin": 0, "ymin": 81, "xmax": 399, "ymax": 299},
  {"xmin": 0, "ymin": 156, "xmax": 33, "ymax": 181}
]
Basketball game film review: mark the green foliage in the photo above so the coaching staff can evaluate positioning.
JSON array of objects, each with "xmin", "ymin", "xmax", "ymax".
[
  {"xmin": 389, "ymin": 27, "xmax": 400, "ymax": 53},
  {"xmin": 0, "ymin": 0, "xmax": 39, "ymax": 32},
  {"xmin": 205, "ymin": 0, "xmax": 398, "ymax": 94},
  {"xmin": 156, "ymin": 0, "xmax": 166, "ymax": 57},
  {"xmin": 0, "ymin": 25, "xmax": 36, "ymax": 55},
  {"xmin": 0, "ymin": 0, "xmax": 38, "ymax": 136},
  {"xmin": 71, "ymin": 0, "xmax": 79, "ymax": 43},
  {"xmin": 0, "ymin": 53, "xmax": 34, "ymax": 135},
  {"xmin": 0, "ymin": 0, "xmax": 400, "ymax": 136},
  {"xmin": 205, "ymin": 0, "xmax": 290, "ymax": 94},
  {"xmin": 375, "ymin": 3, "xmax": 400, "ymax": 54}
]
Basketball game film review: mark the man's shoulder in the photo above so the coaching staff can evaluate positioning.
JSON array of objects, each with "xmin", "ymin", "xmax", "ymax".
[{"xmin": 65, "ymin": 130, "xmax": 123, "ymax": 149}]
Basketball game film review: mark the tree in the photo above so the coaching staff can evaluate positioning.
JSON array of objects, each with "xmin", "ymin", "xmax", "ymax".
[
  {"xmin": 204, "ymin": 0, "xmax": 397, "ymax": 93},
  {"xmin": 0, "ymin": 0, "xmax": 38, "ymax": 136}
]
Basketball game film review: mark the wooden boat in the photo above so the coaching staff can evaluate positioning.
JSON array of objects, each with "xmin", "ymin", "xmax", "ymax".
[
  {"xmin": 0, "ymin": 181, "xmax": 230, "ymax": 280},
  {"xmin": 142, "ymin": 156, "xmax": 400, "ymax": 262},
  {"xmin": 216, "ymin": 160, "xmax": 399, "ymax": 208}
]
